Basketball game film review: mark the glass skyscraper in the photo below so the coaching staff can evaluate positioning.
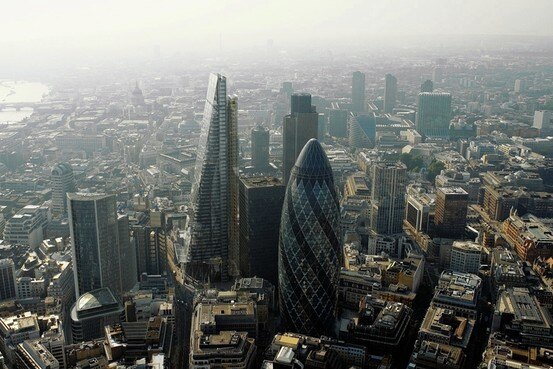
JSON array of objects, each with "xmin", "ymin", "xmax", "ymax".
[
  {"xmin": 416, "ymin": 92, "xmax": 452, "ymax": 138},
  {"xmin": 278, "ymin": 138, "xmax": 341, "ymax": 336},
  {"xmin": 68, "ymin": 193, "xmax": 121, "ymax": 298},
  {"xmin": 185, "ymin": 73, "xmax": 238, "ymax": 282}
]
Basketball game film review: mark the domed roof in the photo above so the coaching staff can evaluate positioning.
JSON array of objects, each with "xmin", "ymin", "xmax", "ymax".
[
  {"xmin": 293, "ymin": 139, "xmax": 332, "ymax": 178},
  {"xmin": 51, "ymin": 162, "xmax": 72, "ymax": 175},
  {"xmin": 76, "ymin": 287, "xmax": 117, "ymax": 312}
]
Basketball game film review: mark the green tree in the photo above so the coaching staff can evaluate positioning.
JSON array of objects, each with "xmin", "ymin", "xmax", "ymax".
[{"xmin": 427, "ymin": 160, "xmax": 445, "ymax": 182}]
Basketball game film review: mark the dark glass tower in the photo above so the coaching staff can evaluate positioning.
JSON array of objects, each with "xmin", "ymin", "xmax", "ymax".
[
  {"xmin": 279, "ymin": 139, "xmax": 341, "ymax": 336},
  {"xmin": 282, "ymin": 93, "xmax": 318, "ymax": 185},
  {"xmin": 68, "ymin": 193, "xmax": 121, "ymax": 298}
]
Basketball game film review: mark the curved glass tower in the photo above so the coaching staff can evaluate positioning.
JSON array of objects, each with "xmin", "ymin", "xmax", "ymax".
[{"xmin": 278, "ymin": 138, "xmax": 341, "ymax": 336}]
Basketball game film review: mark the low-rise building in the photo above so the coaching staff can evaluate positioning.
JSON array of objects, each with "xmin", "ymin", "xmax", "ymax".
[{"xmin": 433, "ymin": 271, "xmax": 481, "ymax": 319}]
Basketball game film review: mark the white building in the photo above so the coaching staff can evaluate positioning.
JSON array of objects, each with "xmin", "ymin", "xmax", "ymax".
[
  {"xmin": 3, "ymin": 206, "xmax": 49, "ymax": 249},
  {"xmin": 450, "ymin": 241, "xmax": 482, "ymax": 274}
]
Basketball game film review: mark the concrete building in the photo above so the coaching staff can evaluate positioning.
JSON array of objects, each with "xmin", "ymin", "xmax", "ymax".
[
  {"xmin": 492, "ymin": 287, "xmax": 553, "ymax": 348},
  {"xmin": 533, "ymin": 110, "xmax": 553, "ymax": 133},
  {"xmin": 370, "ymin": 161, "xmax": 407, "ymax": 235},
  {"xmin": 384, "ymin": 74, "xmax": 397, "ymax": 114},
  {"xmin": 251, "ymin": 125, "xmax": 270, "ymax": 171},
  {"xmin": 502, "ymin": 212, "xmax": 553, "ymax": 262},
  {"xmin": 0, "ymin": 312, "xmax": 40, "ymax": 364},
  {"xmin": 418, "ymin": 306, "xmax": 475, "ymax": 349},
  {"xmin": 3, "ymin": 206, "xmax": 49, "ymax": 249},
  {"xmin": 450, "ymin": 241, "xmax": 482, "ymax": 274},
  {"xmin": 433, "ymin": 271, "xmax": 481, "ymax": 319},
  {"xmin": 340, "ymin": 294, "xmax": 412, "ymax": 351},
  {"xmin": 15, "ymin": 340, "xmax": 59, "ymax": 369},
  {"xmin": 50, "ymin": 163, "xmax": 76, "ymax": 217},
  {"xmin": 352, "ymin": 71, "xmax": 366, "ymax": 113}
]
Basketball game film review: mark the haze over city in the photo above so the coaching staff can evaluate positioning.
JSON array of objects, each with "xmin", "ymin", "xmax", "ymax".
[{"xmin": 1, "ymin": 2, "xmax": 553, "ymax": 369}]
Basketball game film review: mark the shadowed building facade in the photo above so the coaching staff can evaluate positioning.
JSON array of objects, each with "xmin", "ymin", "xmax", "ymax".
[{"xmin": 278, "ymin": 139, "xmax": 341, "ymax": 336}]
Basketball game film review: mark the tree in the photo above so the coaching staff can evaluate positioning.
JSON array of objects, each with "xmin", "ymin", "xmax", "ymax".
[{"xmin": 427, "ymin": 160, "xmax": 445, "ymax": 182}]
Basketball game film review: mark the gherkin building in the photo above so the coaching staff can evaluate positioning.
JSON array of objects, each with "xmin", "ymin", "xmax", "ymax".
[{"xmin": 278, "ymin": 138, "xmax": 341, "ymax": 336}]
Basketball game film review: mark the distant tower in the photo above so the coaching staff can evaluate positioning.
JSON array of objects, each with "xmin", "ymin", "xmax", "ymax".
[
  {"xmin": 352, "ymin": 71, "xmax": 366, "ymax": 112},
  {"xmin": 131, "ymin": 81, "xmax": 145, "ymax": 106},
  {"xmin": 51, "ymin": 163, "xmax": 76, "ymax": 217},
  {"xmin": 434, "ymin": 187, "xmax": 468, "ymax": 238},
  {"xmin": 279, "ymin": 139, "xmax": 341, "ymax": 336},
  {"xmin": 416, "ymin": 92, "xmax": 452, "ymax": 138},
  {"xmin": 514, "ymin": 79, "xmax": 525, "ymax": 93},
  {"xmin": 185, "ymin": 74, "xmax": 238, "ymax": 282},
  {"xmin": 370, "ymin": 161, "xmax": 407, "ymax": 235},
  {"xmin": 251, "ymin": 125, "xmax": 270, "ymax": 170},
  {"xmin": 68, "ymin": 193, "xmax": 122, "ymax": 298},
  {"xmin": 282, "ymin": 93, "xmax": 318, "ymax": 184},
  {"xmin": 384, "ymin": 74, "xmax": 397, "ymax": 114},
  {"xmin": 421, "ymin": 80, "xmax": 434, "ymax": 93}
]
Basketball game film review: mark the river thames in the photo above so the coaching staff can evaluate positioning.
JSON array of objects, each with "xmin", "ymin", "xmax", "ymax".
[{"xmin": 0, "ymin": 80, "xmax": 50, "ymax": 124}]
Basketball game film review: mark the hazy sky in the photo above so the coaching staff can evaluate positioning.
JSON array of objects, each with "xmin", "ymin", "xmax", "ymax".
[{"xmin": 2, "ymin": 0, "xmax": 553, "ymax": 73}]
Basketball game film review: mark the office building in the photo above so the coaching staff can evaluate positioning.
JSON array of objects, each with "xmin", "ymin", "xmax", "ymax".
[
  {"xmin": 533, "ymin": 110, "xmax": 553, "ymax": 133},
  {"xmin": 370, "ymin": 162, "xmax": 407, "ymax": 235},
  {"xmin": 0, "ymin": 312, "xmax": 40, "ymax": 364},
  {"xmin": 15, "ymin": 340, "xmax": 59, "ymax": 369},
  {"xmin": 50, "ymin": 163, "xmax": 76, "ymax": 217},
  {"xmin": 340, "ymin": 295, "xmax": 412, "ymax": 351},
  {"xmin": 117, "ymin": 214, "xmax": 136, "ymax": 292},
  {"xmin": 384, "ymin": 74, "xmax": 397, "ymax": 114},
  {"xmin": 348, "ymin": 112, "xmax": 376, "ymax": 149},
  {"xmin": 0, "ymin": 260, "xmax": 16, "ymax": 302},
  {"xmin": 421, "ymin": 79, "xmax": 434, "ymax": 93},
  {"xmin": 433, "ymin": 271, "xmax": 481, "ymax": 319},
  {"xmin": 416, "ymin": 92, "xmax": 452, "ymax": 138},
  {"xmin": 327, "ymin": 109, "xmax": 348, "ymax": 138},
  {"xmin": 418, "ymin": 306, "xmax": 475, "ymax": 349},
  {"xmin": 450, "ymin": 241, "xmax": 482, "ymax": 274},
  {"xmin": 502, "ymin": 212, "xmax": 553, "ymax": 262},
  {"xmin": 185, "ymin": 73, "xmax": 238, "ymax": 282},
  {"xmin": 3, "ymin": 205, "xmax": 48, "ymax": 249},
  {"xmin": 492, "ymin": 287, "xmax": 553, "ymax": 348},
  {"xmin": 410, "ymin": 341, "xmax": 464, "ymax": 369},
  {"xmin": 239, "ymin": 177, "xmax": 285, "ymax": 286},
  {"xmin": 279, "ymin": 139, "xmax": 341, "ymax": 336},
  {"xmin": 251, "ymin": 125, "xmax": 270, "ymax": 170},
  {"xmin": 514, "ymin": 79, "xmax": 525, "ymax": 93},
  {"xmin": 70, "ymin": 287, "xmax": 124, "ymax": 342},
  {"xmin": 434, "ymin": 187, "xmax": 468, "ymax": 238},
  {"xmin": 282, "ymin": 93, "xmax": 318, "ymax": 185},
  {"xmin": 352, "ymin": 71, "xmax": 366, "ymax": 112},
  {"xmin": 68, "ymin": 193, "xmax": 121, "ymax": 297}
]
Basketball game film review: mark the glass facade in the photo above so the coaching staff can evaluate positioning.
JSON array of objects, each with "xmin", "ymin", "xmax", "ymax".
[
  {"xmin": 279, "ymin": 139, "xmax": 341, "ymax": 336},
  {"xmin": 68, "ymin": 193, "xmax": 120, "ymax": 298},
  {"xmin": 186, "ymin": 74, "xmax": 238, "ymax": 282}
]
